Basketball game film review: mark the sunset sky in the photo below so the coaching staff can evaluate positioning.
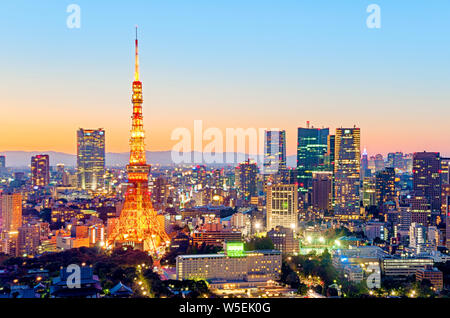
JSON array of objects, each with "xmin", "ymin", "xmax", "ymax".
[{"xmin": 1, "ymin": 0, "xmax": 449, "ymax": 157}]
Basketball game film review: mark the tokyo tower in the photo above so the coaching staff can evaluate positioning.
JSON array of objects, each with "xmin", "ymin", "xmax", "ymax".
[{"xmin": 108, "ymin": 27, "xmax": 170, "ymax": 253}]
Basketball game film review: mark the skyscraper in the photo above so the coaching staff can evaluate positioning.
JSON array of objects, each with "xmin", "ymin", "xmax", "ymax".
[
  {"xmin": 77, "ymin": 128, "xmax": 105, "ymax": 191},
  {"xmin": 361, "ymin": 148, "xmax": 370, "ymax": 179},
  {"xmin": 266, "ymin": 184, "xmax": 298, "ymax": 231},
  {"xmin": 17, "ymin": 224, "xmax": 40, "ymax": 256},
  {"xmin": 441, "ymin": 157, "xmax": 450, "ymax": 185},
  {"xmin": 296, "ymin": 124, "xmax": 329, "ymax": 194},
  {"xmin": 0, "ymin": 155, "xmax": 5, "ymax": 168},
  {"xmin": 376, "ymin": 167, "xmax": 396, "ymax": 212},
  {"xmin": 0, "ymin": 192, "xmax": 22, "ymax": 232},
  {"xmin": 108, "ymin": 28, "xmax": 169, "ymax": 252},
  {"xmin": 413, "ymin": 152, "xmax": 441, "ymax": 213},
  {"xmin": 362, "ymin": 176, "xmax": 376, "ymax": 208},
  {"xmin": 31, "ymin": 154, "xmax": 50, "ymax": 187},
  {"xmin": 393, "ymin": 152, "xmax": 405, "ymax": 170},
  {"xmin": 374, "ymin": 154, "xmax": 385, "ymax": 172},
  {"xmin": 264, "ymin": 130, "xmax": 286, "ymax": 176},
  {"xmin": 334, "ymin": 127, "xmax": 361, "ymax": 219},
  {"xmin": 311, "ymin": 171, "xmax": 332, "ymax": 211},
  {"xmin": 236, "ymin": 159, "xmax": 259, "ymax": 202},
  {"xmin": 325, "ymin": 134, "xmax": 335, "ymax": 172}
]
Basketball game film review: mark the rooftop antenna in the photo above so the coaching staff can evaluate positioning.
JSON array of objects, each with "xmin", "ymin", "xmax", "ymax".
[{"xmin": 134, "ymin": 25, "xmax": 139, "ymax": 82}]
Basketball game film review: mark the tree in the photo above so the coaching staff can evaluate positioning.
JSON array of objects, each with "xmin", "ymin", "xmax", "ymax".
[
  {"xmin": 245, "ymin": 236, "xmax": 274, "ymax": 251},
  {"xmin": 297, "ymin": 282, "xmax": 308, "ymax": 296}
]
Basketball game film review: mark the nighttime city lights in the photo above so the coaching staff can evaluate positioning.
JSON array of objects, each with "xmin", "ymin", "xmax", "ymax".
[{"xmin": 0, "ymin": 1, "xmax": 450, "ymax": 313}]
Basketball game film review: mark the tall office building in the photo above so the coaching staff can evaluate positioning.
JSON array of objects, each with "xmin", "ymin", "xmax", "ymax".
[
  {"xmin": 409, "ymin": 222, "xmax": 427, "ymax": 254},
  {"xmin": 362, "ymin": 176, "xmax": 376, "ymax": 208},
  {"xmin": 236, "ymin": 160, "xmax": 259, "ymax": 202},
  {"xmin": 77, "ymin": 128, "xmax": 105, "ymax": 191},
  {"xmin": 311, "ymin": 171, "xmax": 332, "ymax": 211},
  {"xmin": 374, "ymin": 154, "xmax": 385, "ymax": 172},
  {"xmin": 0, "ymin": 193, "xmax": 22, "ymax": 232},
  {"xmin": 152, "ymin": 176, "xmax": 169, "ymax": 209},
  {"xmin": 334, "ymin": 127, "xmax": 361, "ymax": 219},
  {"xmin": 0, "ymin": 155, "xmax": 6, "ymax": 176},
  {"xmin": 266, "ymin": 184, "xmax": 298, "ymax": 231},
  {"xmin": 444, "ymin": 192, "xmax": 450, "ymax": 249},
  {"xmin": 442, "ymin": 184, "xmax": 450, "ymax": 220},
  {"xmin": 386, "ymin": 153, "xmax": 395, "ymax": 168},
  {"xmin": 31, "ymin": 154, "xmax": 50, "ymax": 187},
  {"xmin": 375, "ymin": 167, "xmax": 396, "ymax": 212},
  {"xmin": 413, "ymin": 152, "xmax": 441, "ymax": 212},
  {"xmin": 325, "ymin": 134, "xmax": 335, "ymax": 172},
  {"xmin": 361, "ymin": 148, "xmax": 370, "ymax": 178},
  {"xmin": 441, "ymin": 157, "xmax": 450, "ymax": 185},
  {"xmin": 393, "ymin": 152, "xmax": 405, "ymax": 170},
  {"xmin": 324, "ymin": 134, "xmax": 336, "ymax": 207},
  {"xmin": 296, "ymin": 124, "xmax": 329, "ymax": 194},
  {"xmin": 264, "ymin": 130, "xmax": 286, "ymax": 176},
  {"xmin": 385, "ymin": 152, "xmax": 405, "ymax": 170}
]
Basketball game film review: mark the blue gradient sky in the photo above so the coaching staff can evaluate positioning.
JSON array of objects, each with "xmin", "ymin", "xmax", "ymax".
[{"xmin": 1, "ymin": 0, "xmax": 449, "ymax": 156}]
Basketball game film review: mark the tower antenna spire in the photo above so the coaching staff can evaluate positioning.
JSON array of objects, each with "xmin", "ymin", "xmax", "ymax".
[{"xmin": 134, "ymin": 25, "xmax": 139, "ymax": 82}]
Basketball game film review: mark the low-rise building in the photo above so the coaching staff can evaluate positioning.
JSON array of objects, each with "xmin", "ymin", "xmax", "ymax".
[
  {"xmin": 381, "ymin": 256, "xmax": 433, "ymax": 277},
  {"xmin": 415, "ymin": 265, "xmax": 443, "ymax": 291},
  {"xmin": 267, "ymin": 226, "xmax": 299, "ymax": 254},
  {"xmin": 176, "ymin": 242, "xmax": 281, "ymax": 289}
]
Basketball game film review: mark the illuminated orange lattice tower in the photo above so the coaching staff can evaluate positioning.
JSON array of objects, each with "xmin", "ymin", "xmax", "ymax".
[{"xmin": 108, "ymin": 27, "xmax": 169, "ymax": 253}]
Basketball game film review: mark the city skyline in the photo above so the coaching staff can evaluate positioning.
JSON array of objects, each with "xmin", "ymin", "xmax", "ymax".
[
  {"xmin": 1, "ymin": 1, "xmax": 450, "ymax": 156},
  {"xmin": 1, "ymin": 2, "xmax": 450, "ymax": 302}
]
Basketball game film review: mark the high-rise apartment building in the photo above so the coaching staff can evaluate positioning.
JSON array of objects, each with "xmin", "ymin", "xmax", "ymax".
[
  {"xmin": 266, "ymin": 184, "xmax": 298, "ymax": 231},
  {"xmin": 236, "ymin": 160, "xmax": 258, "ymax": 202},
  {"xmin": 77, "ymin": 128, "xmax": 105, "ymax": 191},
  {"xmin": 413, "ymin": 152, "xmax": 441, "ymax": 212},
  {"xmin": 334, "ymin": 127, "xmax": 361, "ymax": 219},
  {"xmin": 17, "ymin": 224, "xmax": 40, "ymax": 256},
  {"xmin": 0, "ymin": 193, "xmax": 22, "ymax": 232},
  {"xmin": 31, "ymin": 154, "xmax": 50, "ymax": 187}
]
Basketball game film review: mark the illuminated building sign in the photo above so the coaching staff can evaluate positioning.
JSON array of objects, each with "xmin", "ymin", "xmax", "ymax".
[{"xmin": 226, "ymin": 242, "xmax": 245, "ymax": 257}]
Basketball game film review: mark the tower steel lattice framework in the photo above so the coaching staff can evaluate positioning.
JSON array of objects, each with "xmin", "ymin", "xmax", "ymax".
[{"xmin": 108, "ymin": 28, "xmax": 170, "ymax": 253}]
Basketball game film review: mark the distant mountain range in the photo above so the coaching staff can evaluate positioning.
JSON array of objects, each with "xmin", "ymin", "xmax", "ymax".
[{"xmin": 0, "ymin": 151, "xmax": 297, "ymax": 168}]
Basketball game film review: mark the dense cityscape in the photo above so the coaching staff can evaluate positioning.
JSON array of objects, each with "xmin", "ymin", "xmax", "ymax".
[
  {"xmin": 1, "ymin": 2, "xmax": 450, "ymax": 304},
  {"xmin": 1, "ymin": 32, "xmax": 450, "ymax": 300}
]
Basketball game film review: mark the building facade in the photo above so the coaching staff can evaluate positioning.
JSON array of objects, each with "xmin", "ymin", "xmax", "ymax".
[
  {"xmin": 334, "ymin": 127, "xmax": 361, "ymax": 219},
  {"xmin": 296, "ymin": 125, "xmax": 329, "ymax": 194},
  {"xmin": 264, "ymin": 130, "xmax": 286, "ymax": 176},
  {"xmin": 31, "ymin": 154, "xmax": 50, "ymax": 187},
  {"xmin": 266, "ymin": 184, "xmax": 298, "ymax": 231},
  {"xmin": 77, "ymin": 128, "xmax": 105, "ymax": 191},
  {"xmin": 176, "ymin": 246, "xmax": 281, "ymax": 287},
  {"xmin": 413, "ymin": 152, "xmax": 441, "ymax": 213}
]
